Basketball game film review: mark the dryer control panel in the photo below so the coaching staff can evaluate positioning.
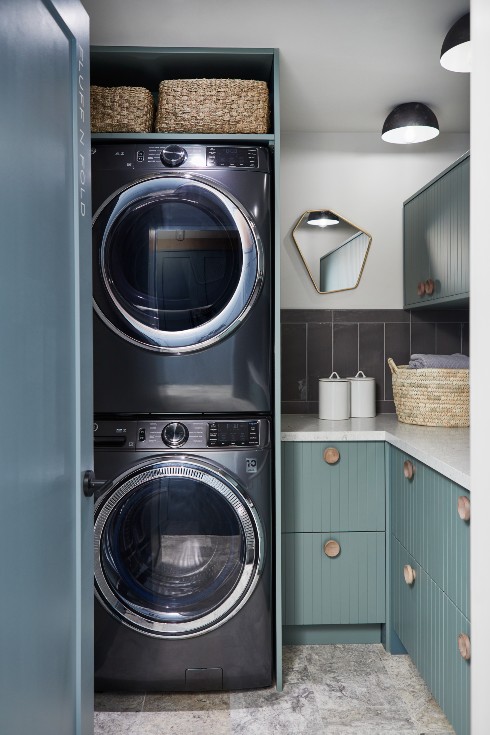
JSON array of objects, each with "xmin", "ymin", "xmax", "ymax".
[
  {"xmin": 91, "ymin": 143, "xmax": 270, "ymax": 173},
  {"xmin": 93, "ymin": 418, "xmax": 269, "ymax": 451}
]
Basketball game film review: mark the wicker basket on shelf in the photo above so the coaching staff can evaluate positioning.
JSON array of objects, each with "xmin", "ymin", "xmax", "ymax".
[
  {"xmin": 155, "ymin": 78, "xmax": 270, "ymax": 134},
  {"xmin": 388, "ymin": 357, "xmax": 469, "ymax": 427},
  {"xmin": 90, "ymin": 86, "xmax": 154, "ymax": 133}
]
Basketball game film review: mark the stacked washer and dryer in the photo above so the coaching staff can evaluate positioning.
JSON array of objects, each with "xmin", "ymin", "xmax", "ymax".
[{"xmin": 91, "ymin": 143, "xmax": 273, "ymax": 692}]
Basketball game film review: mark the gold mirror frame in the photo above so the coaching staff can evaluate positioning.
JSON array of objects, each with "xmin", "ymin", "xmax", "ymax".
[{"xmin": 292, "ymin": 209, "xmax": 372, "ymax": 294}]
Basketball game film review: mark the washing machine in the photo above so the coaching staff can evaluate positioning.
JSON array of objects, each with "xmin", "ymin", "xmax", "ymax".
[
  {"xmin": 91, "ymin": 143, "xmax": 272, "ymax": 415},
  {"xmin": 93, "ymin": 416, "xmax": 272, "ymax": 692}
]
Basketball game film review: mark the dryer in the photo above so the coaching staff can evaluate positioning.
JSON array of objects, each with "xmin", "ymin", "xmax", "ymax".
[
  {"xmin": 91, "ymin": 143, "xmax": 272, "ymax": 415},
  {"xmin": 93, "ymin": 416, "xmax": 272, "ymax": 692}
]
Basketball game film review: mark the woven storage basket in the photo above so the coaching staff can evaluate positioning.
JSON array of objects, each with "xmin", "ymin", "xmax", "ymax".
[
  {"xmin": 388, "ymin": 357, "xmax": 469, "ymax": 427},
  {"xmin": 155, "ymin": 78, "xmax": 270, "ymax": 134},
  {"xmin": 90, "ymin": 86, "xmax": 154, "ymax": 133}
]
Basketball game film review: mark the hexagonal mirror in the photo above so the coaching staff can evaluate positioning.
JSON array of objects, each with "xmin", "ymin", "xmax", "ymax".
[{"xmin": 292, "ymin": 209, "xmax": 372, "ymax": 294}]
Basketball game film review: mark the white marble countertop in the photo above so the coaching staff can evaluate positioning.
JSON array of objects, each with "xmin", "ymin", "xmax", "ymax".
[{"xmin": 281, "ymin": 413, "xmax": 470, "ymax": 490}]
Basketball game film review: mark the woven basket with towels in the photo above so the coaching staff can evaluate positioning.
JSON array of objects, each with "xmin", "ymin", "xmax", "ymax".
[{"xmin": 388, "ymin": 356, "xmax": 469, "ymax": 427}]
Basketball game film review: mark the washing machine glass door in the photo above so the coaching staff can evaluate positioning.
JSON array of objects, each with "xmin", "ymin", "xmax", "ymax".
[
  {"xmin": 94, "ymin": 457, "xmax": 264, "ymax": 638},
  {"xmin": 93, "ymin": 175, "xmax": 264, "ymax": 353}
]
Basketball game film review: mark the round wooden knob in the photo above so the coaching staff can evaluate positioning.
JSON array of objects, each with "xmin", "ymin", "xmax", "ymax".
[
  {"xmin": 457, "ymin": 495, "xmax": 470, "ymax": 521},
  {"xmin": 403, "ymin": 564, "xmax": 416, "ymax": 585},
  {"xmin": 324, "ymin": 447, "xmax": 340, "ymax": 465},
  {"xmin": 324, "ymin": 539, "xmax": 341, "ymax": 558},
  {"xmin": 425, "ymin": 278, "xmax": 435, "ymax": 295},
  {"xmin": 417, "ymin": 281, "xmax": 426, "ymax": 296},
  {"xmin": 458, "ymin": 633, "xmax": 471, "ymax": 660},
  {"xmin": 403, "ymin": 460, "xmax": 415, "ymax": 480}
]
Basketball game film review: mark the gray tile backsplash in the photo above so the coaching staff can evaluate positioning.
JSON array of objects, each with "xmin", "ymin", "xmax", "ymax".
[{"xmin": 281, "ymin": 308, "xmax": 470, "ymax": 414}]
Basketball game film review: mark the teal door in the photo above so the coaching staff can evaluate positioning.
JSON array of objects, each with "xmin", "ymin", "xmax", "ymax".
[{"xmin": 0, "ymin": 2, "xmax": 93, "ymax": 734}]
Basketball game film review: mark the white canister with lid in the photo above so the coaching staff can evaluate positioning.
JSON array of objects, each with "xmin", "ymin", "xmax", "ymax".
[
  {"xmin": 348, "ymin": 370, "xmax": 376, "ymax": 418},
  {"xmin": 319, "ymin": 372, "xmax": 350, "ymax": 420}
]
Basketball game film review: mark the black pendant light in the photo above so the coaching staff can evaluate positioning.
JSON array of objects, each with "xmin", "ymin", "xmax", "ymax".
[
  {"xmin": 307, "ymin": 210, "xmax": 340, "ymax": 227},
  {"xmin": 440, "ymin": 12, "xmax": 470, "ymax": 72},
  {"xmin": 381, "ymin": 102, "xmax": 439, "ymax": 145}
]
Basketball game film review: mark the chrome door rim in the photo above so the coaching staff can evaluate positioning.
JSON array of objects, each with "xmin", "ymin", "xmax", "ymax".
[
  {"xmin": 94, "ymin": 456, "xmax": 264, "ymax": 638},
  {"xmin": 92, "ymin": 173, "xmax": 264, "ymax": 354}
]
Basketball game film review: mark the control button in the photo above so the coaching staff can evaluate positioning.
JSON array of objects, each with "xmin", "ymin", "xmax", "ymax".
[
  {"xmin": 138, "ymin": 428, "xmax": 146, "ymax": 442},
  {"xmin": 160, "ymin": 144, "xmax": 187, "ymax": 167},
  {"xmin": 136, "ymin": 150, "xmax": 145, "ymax": 163},
  {"xmin": 161, "ymin": 422, "xmax": 189, "ymax": 447}
]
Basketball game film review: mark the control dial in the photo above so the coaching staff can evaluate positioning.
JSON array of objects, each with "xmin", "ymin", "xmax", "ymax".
[
  {"xmin": 161, "ymin": 422, "xmax": 189, "ymax": 447},
  {"xmin": 160, "ymin": 144, "xmax": 188, "ymax": 167}
]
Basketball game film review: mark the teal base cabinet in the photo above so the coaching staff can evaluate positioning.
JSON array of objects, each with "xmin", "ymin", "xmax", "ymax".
[
  {"xmin": 390, "ymin": 445, "xmax": 470, "ymax": 735},
  {"xmin": 282, "ymin": 442, "xmax": 386, "ymax": 643},
  {"xmin": 283, "ymin": 531, "xmax": 385, "ymax": 625}
]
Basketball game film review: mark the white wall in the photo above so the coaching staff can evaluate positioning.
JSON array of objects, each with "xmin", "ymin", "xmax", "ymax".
[{"xmin": 281, "ymin": 132, "xmax": 470, "ymax": 309}]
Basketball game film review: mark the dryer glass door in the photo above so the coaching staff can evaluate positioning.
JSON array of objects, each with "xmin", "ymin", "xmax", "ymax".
[
  {"xmin": 93, "ymin": 175, "xmax": 264, "ymax": 353},
  {"xmin": 94, "ymin": 458, "xmax": 264, "ymax": 638}
]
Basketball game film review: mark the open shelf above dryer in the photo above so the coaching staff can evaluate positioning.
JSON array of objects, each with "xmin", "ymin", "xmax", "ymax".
[{"xmin": 89, "ymin": 46, "xmax": 279, "ymax": 143}]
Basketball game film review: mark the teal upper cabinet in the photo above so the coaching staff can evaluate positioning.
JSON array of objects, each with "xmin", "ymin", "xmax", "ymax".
[
  {"xmin": 90, "ymin": 47, "xmax": 279, "ymax": 143},
  {"xmin": 404, "ymin": 152, "xmax": 469, "ymax": 309}
]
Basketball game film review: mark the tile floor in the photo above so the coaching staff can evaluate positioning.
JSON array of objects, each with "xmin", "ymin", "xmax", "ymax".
[{"xmin": 94, "ymin": 644, "xmax": 455, "ymax": 735}]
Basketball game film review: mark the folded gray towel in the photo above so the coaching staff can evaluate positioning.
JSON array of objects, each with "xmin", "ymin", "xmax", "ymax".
[{"xmin": 409, "ymin": 353, "xmax": 469, "ymax": 369}]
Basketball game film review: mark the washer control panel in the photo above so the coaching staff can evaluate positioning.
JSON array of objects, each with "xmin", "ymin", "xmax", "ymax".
[{"xmin": 94, "ymin": 418, "xmax": 269, "ymax": 451}]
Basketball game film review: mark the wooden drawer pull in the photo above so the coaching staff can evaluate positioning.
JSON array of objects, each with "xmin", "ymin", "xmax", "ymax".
[
  {"xmin": 458, "ymin": 633, "xmax": 471, "ymax": 661},
  {"xmin": 417, "ymin": 281, "xmax": 426, "ymax": 296},
  {"xmin": 403, "ymin": 460, "xmax": 415, "ymax": 480},
  {"xmin": 324, "ymin": 539, "xmax": 341, "ymax": 558},
  {"xmin": 425, "ymin": 278, "xmax": 435, "ymax": 295},
  {"xmin": 324, "ymin": 447, "xmax": 340, "ymax": 465},
  {"xmin": 403, "ymin": 564, "xmax": 416, "ymax": 585},
  {"xmin": 457, "ymin": 495, "xmax": 471, "ymax": 521}
]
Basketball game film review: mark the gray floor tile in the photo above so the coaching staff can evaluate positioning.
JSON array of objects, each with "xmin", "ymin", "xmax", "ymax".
[
  {"xmin": 229, "ymin": 683, "xmax": 324, "ymax": 734},
  {"xmin": 93, "ymin": 645, "xmax": 456, "ymax": 735},
  {"xmin": 95, "ymin": 692, "xmax": 145, "ymax": 712},
  {"xmin": 94, "ymin": 712, "xmax": 141, "ymax": 734},
  {"xmin": 143, "ymin": 690, "xmax": 230, "ymax": 712}
]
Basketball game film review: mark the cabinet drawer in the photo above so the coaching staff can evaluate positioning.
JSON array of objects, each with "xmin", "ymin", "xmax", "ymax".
[
  {"xmin": 392, "ymin": 536, "xmax": 470, "ymax": 735},
  {"xmin": 390, "ymin": 445, "xmax": 470, "ymax": 618},
  {"xmin": 282, "ymin": 442, "xmax": 385, "ymax": 533},
  {"xmin": 282, "ymin": 531, "xmax": 385, "ymax": 626}
]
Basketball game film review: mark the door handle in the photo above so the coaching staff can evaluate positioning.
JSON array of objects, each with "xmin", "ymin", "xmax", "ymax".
[{"xmin": 83, "ymin": 470, "xmax": 106, "ymax": 497}]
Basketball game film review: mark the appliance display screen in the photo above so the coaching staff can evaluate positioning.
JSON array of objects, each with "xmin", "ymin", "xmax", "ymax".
[
  {"xmin": 206, "ymin": 147, "xmax": 258, "ymax": 168},
  {"xmin": 208, "ymin": 421, "xmax": 259, "ymax": 446}
]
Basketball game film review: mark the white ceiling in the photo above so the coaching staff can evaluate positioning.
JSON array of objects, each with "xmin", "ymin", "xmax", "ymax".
[{"xmin": 81, "ymin": 0, "xmax": 470, "ymax": 135}]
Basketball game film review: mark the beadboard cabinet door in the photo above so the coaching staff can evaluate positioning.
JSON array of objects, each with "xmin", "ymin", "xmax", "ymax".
[
  {"xmin": 392, "ymin": 537, "xmax": 470, "ymax": 735},
  {"xmin": 404, "ymin": 152, "xmax": 469, "ymax": 309},
  {"xmin": 283, "ymin": 531, "xmax": 386, "ymax": 626},
  {"xmin": 282, "ymin": 442, "xmax": 385, "ymax": 533},
  {"xmin": 390, "ymin": 445, "xmax": 470, "ymax": 619},
  {"xmin": 281, "ymin": 441, "xmax": 386, "ymax": 636}
]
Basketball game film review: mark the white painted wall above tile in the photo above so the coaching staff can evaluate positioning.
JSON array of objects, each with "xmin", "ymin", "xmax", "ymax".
[{"xmin": 281, "ymin": 132, "xmax": 470, "ymax": 309}]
